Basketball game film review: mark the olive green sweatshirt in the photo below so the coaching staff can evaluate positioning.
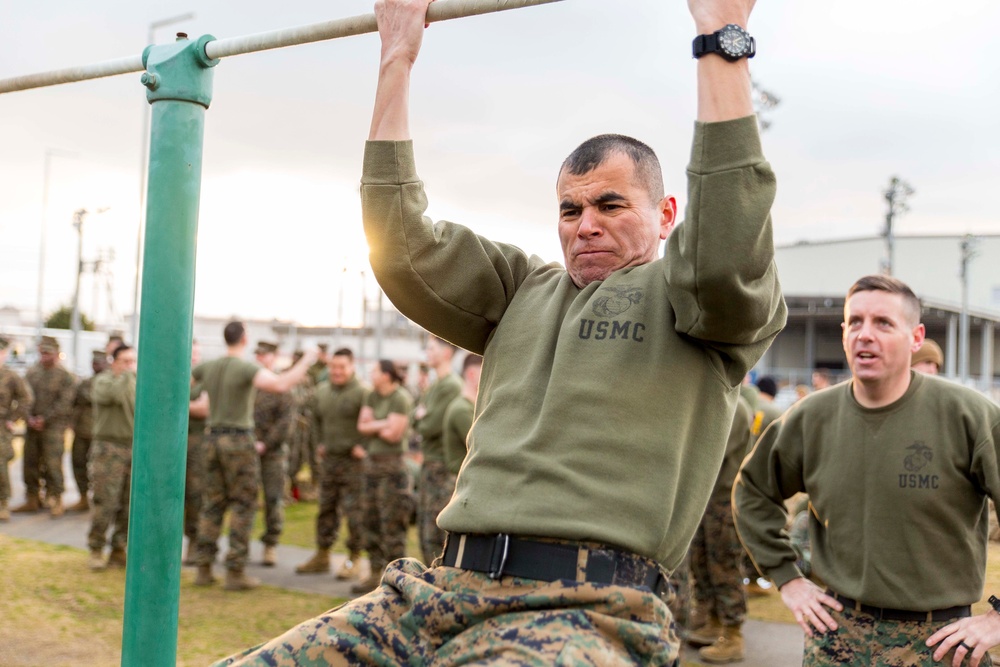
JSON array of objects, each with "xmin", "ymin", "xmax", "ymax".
[
  {"xmin": 361, "ymin": 115, "xmax": 785, "ymax": 569},
  {"xmin": 414, "ymin": 373, "xmax": 462, "ymax": 462},
  {"xmin": 92, "ymin": 370, "xmax": 136, "ymax": 445},
  {"xmin": 709, "ymin": 395, "xmax": 753, "ymax": 503},
  {"xmin": 734, "ymin": 372, "xmax": 1000, "ymax": 610}
]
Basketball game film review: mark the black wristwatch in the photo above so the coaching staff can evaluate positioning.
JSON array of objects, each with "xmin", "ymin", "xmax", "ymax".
[
  {"xmin": 989, "ymin": 595, "xmax": 1000, "ymax": 614},
  {"xmin": 692, "ymin": 24, "xmax": 756, "ymax": 62}
]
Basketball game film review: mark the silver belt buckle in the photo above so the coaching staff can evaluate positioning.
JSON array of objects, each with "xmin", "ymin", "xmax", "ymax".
[{"xmin": 488, "ymin": 533, "xmax": 510, "ymax": 580}]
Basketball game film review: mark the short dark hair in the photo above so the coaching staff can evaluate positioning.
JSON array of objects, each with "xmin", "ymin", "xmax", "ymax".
[
  {"xmin": 332, "ymin": 347, "xmax": 354, "ymax": 361},
  {"xmin": 462, "ymin": 353, "xmax": 483, "ymax": 374},
  {"xmin": 846, "ymin": 275, "xmax": 921, "ymax": 326},
  {"xmin": 560, "ymin": 134, "xmax": 664, "ymax": 203},
  {"xmin": 112, "ymin": 344, "xmax": 133, "ymax": 361},
  {"xmin": 756, "ymin": 376, "xmax": 777, "ymax": 398},
  {"xmin": 378, "ymin": 359, "xmax": 404, "ymax": 384},
  {"xmin": 223, "ymin": 321, "xmax": 245, "ymax": 346}
]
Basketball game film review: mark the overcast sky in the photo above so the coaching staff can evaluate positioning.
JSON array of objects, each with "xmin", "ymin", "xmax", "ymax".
[{"xmin": 2, "ymin": 0, "xmax": 998, "ymax": 329}]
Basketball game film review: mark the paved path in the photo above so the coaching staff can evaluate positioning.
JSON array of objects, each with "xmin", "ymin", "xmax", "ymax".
[{"xmin": 2, "ymin": 457, "xmax": 805, "ymax": 665}]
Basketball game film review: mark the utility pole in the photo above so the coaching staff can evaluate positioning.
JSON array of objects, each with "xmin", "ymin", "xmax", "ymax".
[
  {"xmin": 959, "ymin": 235, "xmax": 979, "ymax": 384},
  {"xmin": 881, "ymin": 176, "xmax": 914, "ymax": 276},
  {"xmin": 751, "ymin": 79, "xmax": 780, "ymax": 132},
  {"xmin": 71, "ymin": 207, "xmax": 109, "ymax": 372}
]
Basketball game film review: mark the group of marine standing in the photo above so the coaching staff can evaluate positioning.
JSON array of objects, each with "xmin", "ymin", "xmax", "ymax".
[
  {"xmin": 0, "ymin": 322, "xmax": 482, "ymax": 595},
  {"xmin": 183, "ymin": 321, "xmax": 483, "ymax": 593}
]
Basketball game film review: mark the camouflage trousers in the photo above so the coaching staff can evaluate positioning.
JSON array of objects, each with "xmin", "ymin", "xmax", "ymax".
[
  {"xmin": 258, "ymin": 444, "xmax": 287, "ymax": 547},
  {"xmin": 805, "ymin": 604, "xmax": 989, "ymax": 666},
  {"xmin": 196, "ymin": 430, "xmax": 260, "ymax": 571},
  {"xmin": 0, "ymin": 430, "xmax": 14, "ymax": 502},
  {"xmin": 183, "ymin": 429, "xmax": 206, "ymax": 541},
  {"xmin": 213, "ymin": 557, "xmax": 680, "ymax": 667},
  {"xmin": 417, "ymin": 459, "xmax": 456, "ymax": 566},
  {"xmin": 667, "ymin": 551, "xmax": 692, "ymax": 629},
  {"xmin": 71, "ymin": 434, "xmax": 92, "ymax": 499},
  {"xmin": 87, "ymin": 440, "xmax": 132, "ymax": 551},
  {"xmin": 288, "ymin": 424, "xmax": 318, "ymax": 491},
  {"xmin": 23, "ymin": 426, "xmax": 66, "ymax": 497},
  {"xmin": 688, "ymin": 497, "xmax": 746, "ymax": 626},
  {"xmin": 315, "ymin": 451, "xmax": 365, "ymax": 553},
  {"xmin": 360, "ymin": 454, "xmax": 413, "ymax": 575}
]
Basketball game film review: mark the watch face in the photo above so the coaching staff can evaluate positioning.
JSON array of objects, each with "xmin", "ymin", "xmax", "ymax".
[{"xmin": 719, "ymin": 25, "xmax": 750, "ymax": 58}]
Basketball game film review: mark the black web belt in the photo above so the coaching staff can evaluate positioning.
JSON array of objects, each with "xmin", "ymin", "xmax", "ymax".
[
  {"xmin": 828, "ymin": 591, "xmax": 971, "ymax": 623},
  {"xmin": 442, "ymin": 533, "xmax": 670, "ymax": 598},
  {"xmin": 207, "ymin": 426, "xmax": 252, "ymax": 434}
]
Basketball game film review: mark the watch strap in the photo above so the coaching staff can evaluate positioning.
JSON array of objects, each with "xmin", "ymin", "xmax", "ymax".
[{"xmin": 692, "ymin": 33, "xmax": 719, "ymax": 59}]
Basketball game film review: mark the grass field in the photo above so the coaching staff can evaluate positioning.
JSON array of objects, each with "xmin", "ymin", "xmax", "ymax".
[{"xmin": 0, "ymin": 534, "xmax": 344, "ymax": 667}]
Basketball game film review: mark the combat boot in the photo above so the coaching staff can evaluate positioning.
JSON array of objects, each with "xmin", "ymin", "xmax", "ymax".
[
  {"xmin": 107, "ymin": 548, "xmax": 127, "ymax": 568},
  {"xmin": 686, "ymin": 614, "xmax": 723, "ymax": 648},
  {"xmin": 67, "ymin": 497, "xmax": 89, "ymax": 512},
  {"xmin": 11, "ymin": 494, "xmax": 40, "ymax": 513},
  {"xmin": 350, "ymin": 573, "xmax": 381, "ymax": 596},
  {"xmin": 335, "ymin": 553, "xmax": 361, "ymax": 581},
  {"xmin": 0, "ymin": 500, "xmax": 10, "ymax": 522},
  {"xmin": 49, "ymin": 495, "xmax": 64, "ymax": 518},
  {"xmin": 194, "ymin": 564, "xmax": 217, "ymax": 586},
  {"xmin": 698, "ymin": 624, "xmax": 744, "ymax": 664},
  {"xmin": 295, "ymin": 548, "xmax": 331, "ymax": 574},
  {"xmin": 262, "ymin": 545, "xmax": 277, "ymax": 567},
  {"xmin": 89, "ymin": 549, "xmax": 107, "ymax": 571},
  {"xmin": 224, "ymin": 569, "xmax": 260, "ymax": 591}
]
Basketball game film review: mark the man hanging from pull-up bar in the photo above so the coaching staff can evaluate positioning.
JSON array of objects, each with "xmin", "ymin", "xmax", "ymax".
[{"xmin": 217, "ymin": 0, "xmax": 784, "ymax": 663}]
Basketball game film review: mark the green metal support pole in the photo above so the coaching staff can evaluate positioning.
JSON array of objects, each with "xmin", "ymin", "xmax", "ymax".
[{"xmin": 121, "ymin": 34, "xmax": 218, "ymax": 667}]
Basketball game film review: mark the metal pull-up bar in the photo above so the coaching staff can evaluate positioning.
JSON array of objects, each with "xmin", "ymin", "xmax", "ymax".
[
  {"xmin": 4, "ymin": 1, "xmax": 564, "ymax": 666},
  {"xmin": 0, "ymin": 0, "xmax": 562, "ymax": 94}
]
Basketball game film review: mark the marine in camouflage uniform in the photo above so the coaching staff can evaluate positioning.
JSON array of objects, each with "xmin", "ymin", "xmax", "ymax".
[
  {"xmin": 213, "ymin": 0, "xmax": 782, "ymax": 662},
  {"xmin": 0, "ymin": 337, "xmax": 33, "ymax": 520},
  {"xmin": 69, "ymin": 350, "xmax": 107, "ymax": 512},
  {"xmin": 685, "ymin": 395, "xmax": 752, "ymax": 662},
  {"xmin": 252, "ymin": 341, "xmax": 294, "ymax": 566},
  {"xmin": 16, "ymin": 336, "xmax": 76, "ymax": 516},
  {"xmin": 285, "ymin": 375, "xmax": 317, "ymax": 500},
  {"xmin": 192, "ymin": 322, "xmax": 314, "ymax": 590},
  {"xmin": 412, "ymin": 336, "xmax": 462, "ymax": 566},
  {"xmin": 87, "ymin": 345, "xmax": 137, "ymax": 570},
  {"xmin": 352, "ymin": 361, "xmax": 413, "ymax": 594},
  {"xmin": 296, "ymin": 348, "xmax": 369, "ymax": 577}
]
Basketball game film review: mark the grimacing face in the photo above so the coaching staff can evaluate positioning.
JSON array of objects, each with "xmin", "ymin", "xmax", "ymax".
[
  {"xmin": 557, "ymin": 152, "xmax": 676, "ymax": 288},
  {"xmin": 842, "ymin": 290, "xmax": 923, "ymax": 388}
]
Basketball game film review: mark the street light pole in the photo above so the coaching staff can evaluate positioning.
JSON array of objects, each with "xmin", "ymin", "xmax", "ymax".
[
  {"xmin": 131, "ymin": 12, "xmax": 195, "ymax": 345},
  {"xmin": 71, "ymin": 208, "xmax": 87, "ymax": 372},
  {"xmin": 36, "ymin": 148, "xmax": 77, "ymax": 343}
]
